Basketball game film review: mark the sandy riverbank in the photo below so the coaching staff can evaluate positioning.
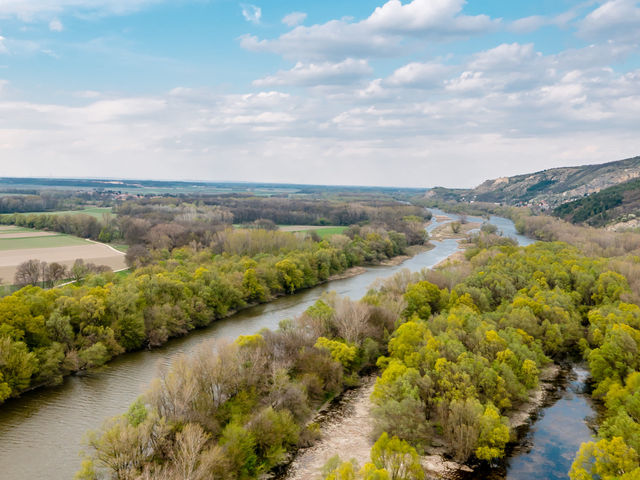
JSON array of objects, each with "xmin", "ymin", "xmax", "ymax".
[{"xmin": 280, "ymin": 376, "xmax": 377, "ymax": 480}]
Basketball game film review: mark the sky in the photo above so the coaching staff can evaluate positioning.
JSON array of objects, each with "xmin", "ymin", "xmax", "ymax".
[{"xmin": 0, "ymin": 0, "xmax": 639, "ymax": 188}]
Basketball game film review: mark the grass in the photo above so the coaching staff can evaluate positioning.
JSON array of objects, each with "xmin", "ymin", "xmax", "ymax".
[
  {"xmin": 0, "ymin": 234, "xmax": 90, "ymax": 251},
  {"xmin": 302, "ymin": 226, "xmax": 347, "ymax": 238},
  {"xmin": 20, "ymin": 207, "xmax": 114, "ymax": 219},
  {"xmin": 114, "ymin": 269, "xmax": 131, "ymax": 279},
  {"xmin": 234, "ymin": 224, "xmax": 347, "ymax": 239},
  {"xmin": 111, "ymin": 244, "xmax": 130, "ymax": 252}
]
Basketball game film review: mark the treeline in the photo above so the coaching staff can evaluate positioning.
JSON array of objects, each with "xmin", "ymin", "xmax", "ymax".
[
  {"xmin": 0, "ymin": 191, "xmax": 110, "ymax": 214},
  {"xmin": 116, "ymin": 195, "xmax": 429, "ymax": 227},
  {"xmin": 0, "ymin": 197, "xmax": 429, "ymax": 251},
  {"xmin": 0, "ymin": 212, "xmax": 105, "ymax": 240},
  {"xmin": 0, "ymin": 226, "xmax": 416, "ymax": 405},
  {"xmin": 13, "ymin": 258, "xmax": 111, "ymax": 288},
  {"xmin": 363, "ymin": 242, "xmax": 596, "ymax": 463}
]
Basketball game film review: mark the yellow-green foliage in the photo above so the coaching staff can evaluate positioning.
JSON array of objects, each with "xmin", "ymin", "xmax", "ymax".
[
  {"xmin": 0, "ymin": 226, "xmax": 408, "ymax": 404},
  {"xmin": 315, "ymin": 337, "xmax": 358, "ymax": 369},
  {"xmin": 570, "ymin": 437, "xmax": 640, "ymax": 480},
  {"xmin": 370, "ymin": 241, "xmax": 639, "ymax": 467},
  {"xmin": 322, "ymin": 433, "xmax": 424, "ymax": 480}
]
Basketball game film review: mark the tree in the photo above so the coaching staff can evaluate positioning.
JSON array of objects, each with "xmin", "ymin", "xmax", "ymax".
[
  {"xmin": 46, "ymin": 262, "xmax": 68, "ymax": 286},
  {"xmin": 253, "ymin": 218, "xmax": 278, "ymax": 230},
  {"xmin": 15, "ymin": 259, "xmax": 44, "ymax": 286},
  {"xmin": 370, "ymin": 432, "xmax": 424, "ymax": 480},
  {"xmin": 71, "ymin": 259, "xmax": 90, "ymax": 282},
  {"xmin": 125, "ymin": 244, "xmax": 151, "ymax": 269},
  {"xmin": 475, "ymin": 404, "xmax": 510, "ymax": 462},
  {"xmin": 570, "ymin": 437, "xmax": 640, "ymax": 480},
  {"xmin": 403, "ymin": 281, "xmax": 444, "ymax": 320}
]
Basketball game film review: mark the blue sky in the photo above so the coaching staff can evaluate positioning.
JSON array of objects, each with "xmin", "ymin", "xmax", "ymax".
[{"xmin": 0, "ymin": 0, "xmax": 639, "ymax": 187}]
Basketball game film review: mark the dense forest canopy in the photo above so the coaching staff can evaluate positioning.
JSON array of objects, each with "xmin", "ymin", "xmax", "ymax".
[{"xmin": 75, "ymin": 231, "xmax": 640, "ymax": 480}]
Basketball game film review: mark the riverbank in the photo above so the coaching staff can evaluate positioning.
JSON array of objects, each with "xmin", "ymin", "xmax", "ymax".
[
  {"xmin": 279, "ymin": 376, "xmax": 377, "ymax": 480},
  {"xmin": 380, "ymin": 244, "xmax": 434, "ymax": 266},
  {"xmin": 279, "ymin": 358, "xmax": 569, "ymax": 480}
]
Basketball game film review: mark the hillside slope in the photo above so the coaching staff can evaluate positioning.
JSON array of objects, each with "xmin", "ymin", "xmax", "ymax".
[
  {"xmin": 473, "ymin": 156, "xmax": 640, "ymax": 207},
  {"xmin": 553, "ymin": 177, "xmax": 640, "ymax": 228},
  {"xmin": 425, "ymin": 155, "xmax": 640, "ymax": 210}
]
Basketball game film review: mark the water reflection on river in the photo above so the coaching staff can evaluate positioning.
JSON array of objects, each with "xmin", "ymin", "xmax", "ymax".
[{"xmin": 470, "ymin": 367, "xmax": 595, "ymax": 480}]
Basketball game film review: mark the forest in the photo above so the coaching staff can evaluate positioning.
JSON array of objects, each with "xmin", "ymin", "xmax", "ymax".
[
  {"xmin": 553, "ymin": 178, "xmax": 640, "ymax": 227},
  {"xmin": 0, "ymin": 194, "xmax": 429, "ymax": 247},
  {"xmin": 74, "ymin": 224, "xmax": 640, "ymax": 479},
  {"xmin": 0, "ymin": 223, "xmax": 421, "ymax": 405}
]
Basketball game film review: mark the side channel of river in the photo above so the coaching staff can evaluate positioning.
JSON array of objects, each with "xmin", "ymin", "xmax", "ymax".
[
  {"xmin": 465, "ymin": 366, "xmax": 596, "ymax": 480},
  {"xmin": 0, "ymin": 211, "xmax": 579, "ymax": 480}
]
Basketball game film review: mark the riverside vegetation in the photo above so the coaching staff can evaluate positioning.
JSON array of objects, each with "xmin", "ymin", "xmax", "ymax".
[
  {"xmin": 0, "ymin": 221, "xmax": 424, "ymax": 405},
  {"xmin": 75, "ymin": 221, "xmax": 640, "ymax": 480}
]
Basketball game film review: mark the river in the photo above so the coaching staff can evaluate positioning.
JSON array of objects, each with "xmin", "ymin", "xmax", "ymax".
[
  {"xmin": 469, "ymin": 366, "xmax": 596, "ymax": 480},
  {"xmin": 0, "ymin": 211, "xmax": 565, "ymax": 479}
]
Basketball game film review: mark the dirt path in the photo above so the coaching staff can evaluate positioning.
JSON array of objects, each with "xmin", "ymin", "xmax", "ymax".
[{"xmin": 283, "ymin": 376, "xmax": 377, "ymax": 480}]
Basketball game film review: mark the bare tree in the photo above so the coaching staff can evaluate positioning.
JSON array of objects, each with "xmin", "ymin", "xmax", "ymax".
[
  {"xmin": 332, "ymin": 297, "xmax": 371, "ymax": 344},
  {"xmin": 15, "ymin": 259, "xmax": 45, "ymax": 287},
  {"xmin": 126, "ymin": 245, "xmax": 151, "ymax": 269},
  {"xmin": 46, "ymin": 262, "xmax": 68, "ymax": 286}
]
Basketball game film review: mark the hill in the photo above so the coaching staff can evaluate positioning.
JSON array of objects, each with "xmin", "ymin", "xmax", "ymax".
[
  {"xmin": 553, "ymin": 177, "xmax": 640, "ymax": 228},
  {"xmin": 425, "ymin": 155, "xmax": 640, "ymax": 211}
]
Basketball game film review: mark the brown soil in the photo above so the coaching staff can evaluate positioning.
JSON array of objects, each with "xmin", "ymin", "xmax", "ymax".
[
  {"xmin": 0, "ymin": 244, "xmax": 126, "ymax": 284},
  {"xmin": 0, "ymin": 232, "xmax": 59, "ymax": 238}
]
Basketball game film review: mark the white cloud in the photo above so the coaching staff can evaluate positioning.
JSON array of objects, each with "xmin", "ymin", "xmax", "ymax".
[
  {"xmin": 364, "ymin": 0, "xmax": 496, "ymax": 35},
  {"xmin": 385, "ymin": 62, "xmax": 451, "ymax": 87},
  {"xmin": 0, "ymin": 73, "xmax": 638, "ymax": 187},
  {"xmin": 241, "ymin": 0, "xmax": 499, "ymax": 60},
  {"xmin": 282, "ymin": 11, "xmax": 306, "ymax": 27},
  {"xmin": 579, "ymin": 0, "xmax": 640, "ymax": 42},
  {"xmin": 508, "ymin": 4, "xmax": 582, "ymax": 34},
  {"xmin": 241, "ymin": 4, "xmax": 261, "ymax": 25},
  {"xmin": 254, "ymin": 58, "xmax": 373, "ymax": 87},
  {"xmin": 0, "ymin": 36, "xmax": 7, "ymax": 54},
  {"xmin": 49, "ymin": 18, "xmax": 63, "ymax": 32},
  {"xmin": 1, "ymin": 1, "xmax": 640, "ymax": 187},
  {"xmin": 469, "ymin": 43, "xmax": 537, "ymax": 71}
]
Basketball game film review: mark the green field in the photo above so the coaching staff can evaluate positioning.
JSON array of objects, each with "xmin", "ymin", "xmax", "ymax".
[
  {"xmin": 21, "ymin": 207, "xmax": 114, "ymax": 219},
  {"xmin": 0, "ymin": 234, "xmax": 89, "ymax": 251},
  {"xmin": 114, "ymin": 269, "xmax": 131, "ymax": 279},
  {"xmin": 301, "ymin": 226, "xmax": 347, "ymax": 238}
]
